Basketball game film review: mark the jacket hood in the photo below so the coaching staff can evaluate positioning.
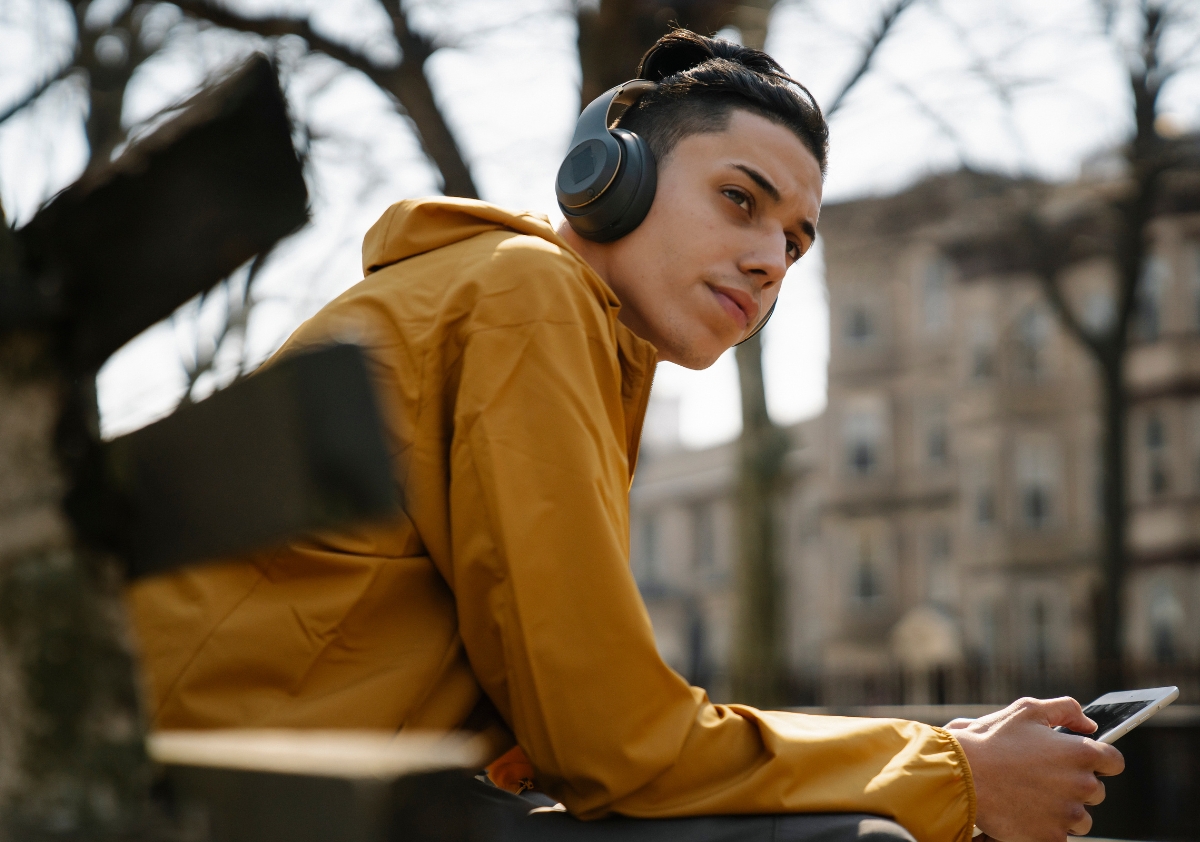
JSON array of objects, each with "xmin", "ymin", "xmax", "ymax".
[{"xmin": 362, "ymin": 197, "xmax": 574, "ymax": 276}]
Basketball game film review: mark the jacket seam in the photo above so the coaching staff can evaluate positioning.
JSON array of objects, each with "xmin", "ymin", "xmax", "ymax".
[
  {"xmin": 151, "ymin": 549, "xmax": 279, "ymax": 721},
  {"xmin": 275, "ymin": 559, "xmax": 391, "ymax": 699}
]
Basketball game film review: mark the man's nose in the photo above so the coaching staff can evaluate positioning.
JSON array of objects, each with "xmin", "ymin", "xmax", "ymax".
[{"xmin": 737, "ymin": 230, "xmax": 788, "ymax": 289}]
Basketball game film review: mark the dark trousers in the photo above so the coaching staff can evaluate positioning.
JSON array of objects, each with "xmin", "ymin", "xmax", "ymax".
[{"xmin": 468, "ymin": 780, "xmax": 918, "ymax": 842}]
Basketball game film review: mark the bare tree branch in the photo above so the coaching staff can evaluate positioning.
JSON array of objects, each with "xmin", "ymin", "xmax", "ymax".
[
  {"xmin": 177, "ymin": 249, "xmax": 269, "ymax": 407},
  {"xmin": 887, "ymin": 75, "xmax": 975, "ymax": 165},
  {"xmin": 172, "ymin": 0, "xmax": 478, "ymax": 198},
  {"xmin": 0, "ymin": 57, "xmax": 78, "ymax": 127},
  {"xmin": 927, "ymin": 2, "xmax": 1043, "ymax": 173},
  {"xmin": 823, "ymin": 0, "xmax": 918, "ymax": 118},
  {"xmin": 1032, "ymin": 268, "xmax": 1106, "ymax": 361}
]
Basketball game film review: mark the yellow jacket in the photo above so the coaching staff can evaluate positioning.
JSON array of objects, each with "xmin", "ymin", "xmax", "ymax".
[{"xmin": 128, "ymin": 198, "xmax": 974, "ymax": 839}]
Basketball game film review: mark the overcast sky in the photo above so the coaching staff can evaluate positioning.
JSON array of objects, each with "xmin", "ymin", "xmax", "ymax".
[{"xmin": 2, "ymin": 0, "xmax": 1198, "ymax": 446}]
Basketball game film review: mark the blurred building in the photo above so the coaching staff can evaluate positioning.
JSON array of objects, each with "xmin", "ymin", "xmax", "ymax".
[
  {"xmin": 630, "ymin": 419, "xmax": 821, "ymax": 702},
  {"xmin": 631, "ymin": 164, "xmax": 1200, "ymax": 705}
]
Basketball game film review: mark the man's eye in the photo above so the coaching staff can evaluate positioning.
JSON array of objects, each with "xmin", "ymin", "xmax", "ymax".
[
  {"xmin": 786, "ymin": 241, "xmax": 801, "ymax": 262},
  {"xmin": 723, "ymin": 188, "xmax": 750, "ymax": 209}
]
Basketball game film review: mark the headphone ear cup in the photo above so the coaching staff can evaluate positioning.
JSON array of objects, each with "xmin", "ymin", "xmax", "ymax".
[{"xmin": 559, "ymin": 130, "xmax": 657, "ymax": 243}]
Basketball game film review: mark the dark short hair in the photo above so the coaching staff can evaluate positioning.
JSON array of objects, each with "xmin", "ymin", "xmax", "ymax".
[{"xmin": 617, "ymin": 29, "xmax": 829, "ymax": 176}]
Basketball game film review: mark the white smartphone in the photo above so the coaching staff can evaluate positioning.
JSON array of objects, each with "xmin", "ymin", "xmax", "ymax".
[
  {"xmin": 1054, "ymin": 686, "xmax": 1179, "ymax": 743},
  {"xmin": 969, "ymin": 687, "xmax": 1179, "ymax": 838}
]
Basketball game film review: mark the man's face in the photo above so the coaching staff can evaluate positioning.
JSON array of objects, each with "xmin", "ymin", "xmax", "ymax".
[{"xmin": 601, "ymin": 109, "xmax": 823, "ymax": 368}]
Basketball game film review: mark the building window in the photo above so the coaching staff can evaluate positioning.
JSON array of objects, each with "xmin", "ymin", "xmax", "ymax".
[
  {"xmin": 687, "ymin": 612, "xmax": 709, "ymax": 688},
  {"xmin": 1146, "ymin": 413, "xmax": 1169, "ymax": 496},
  {"xmin": 639, "ymin": 516, "xmax": 659, "ymax": 583},
  {"xmin": 1190, "ymin": 401, "xmax": 1200, "ymax": 493},
  {"xmin": 1029, "ymin": 598, "xmax": 1050, "ymax": 676},
  {"xmin": 967, "ymin": 457, "xmax": 997, "ymax": 529},
  {"xmin": 972, "ymin": 347, "xmax": 995, "ymax": 379},
  {"xmin": 1135, "ymin": 256, "xmax": 1168, "ymax": 342},
  {"xmin": 1015, "ymin": 306, "xmax": 1051, "ymax": 380},
  {"xmin": 927, "ymin": 528, "xmax": 954, "ymax": 606},
  {"xmin": 844, "ymin": 305, "xmax": 875, "ymax": 346},
  {"xmin": 844, "ymin": 408, "xmax": 884, "ymax": 477},
  {"xmin": 691, "ymin": 502, "xmax": 715, "ymax": 572},
  {"xmin": 969, "ymin": 317, "xmax": 997, "ymax": 380},
  {"xmin": 854, "ymin": 536, "xmax": 882, "ymax": 601},
  {"xmin": 928, "ymin": 426, "xmax": 948, "ymax": 464},
  {"xmin": 976, "ymin": 600, "xmax": 999, "ymax": 666},
  {"xmin": 1149, "ymin": 582, "xmax": 1183, "ymax": 664},
  {"xmin": 923, "ymin": 402, "xmax": 949, "ymax": 467},
  {"xmin": 1083, "ymin": 290, "xmax": 1115, "ymax": 333},
  {"xmin": 1189, "ymin": 243, "xmax": 1200, "ymax": 332},
  {"xmin": 976, "ymin": 488, "xmax": 996, "ymax": 526},
  {"xmin": 1023, "ymin": 487, "xmax": 1051, "ymax": 528},
  {"xmin": 1016, "ymin": 438, "xmax": 1058, "ymax": 530},
  {"xmin": 920, "ymin": 257, "xmax": 951, "ymax": 335}
]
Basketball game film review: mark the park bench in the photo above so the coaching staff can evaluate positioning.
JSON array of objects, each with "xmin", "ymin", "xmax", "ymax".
[{"xmin": 0, "ymin": 52, "xmax": 500, "ymax": 842}]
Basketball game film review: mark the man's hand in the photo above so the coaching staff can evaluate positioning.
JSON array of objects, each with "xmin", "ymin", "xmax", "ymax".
[{"xmin": 947, "ymin": 697, "xmax": 1124, "ymax": 842}]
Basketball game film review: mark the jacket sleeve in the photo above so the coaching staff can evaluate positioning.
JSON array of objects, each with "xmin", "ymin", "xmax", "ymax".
[{"xmin": 443, "ymin": 282, "xmax": 975, "ymax": 842}]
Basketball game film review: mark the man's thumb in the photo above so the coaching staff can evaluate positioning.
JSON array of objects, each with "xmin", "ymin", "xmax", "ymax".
[{"xmin": 1036, "ymin": 696, "xmax": 1095, "ymax": 733}]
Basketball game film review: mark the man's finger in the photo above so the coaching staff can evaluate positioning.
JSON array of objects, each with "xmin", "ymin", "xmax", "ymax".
[
  {"xmin": 1084, "ymin": 776, "xmax": 1107, "ymax": 807},
  {"xmin": 1090, "ymin": 742, "xmax": 1125, "ymax": 777},
  {"xmin": 1066, "ymin": 803, "xmax": 1093, "ymax": 837},
  {"xmin": 1035, "ymin": 696, "xmax": 1095, "ymax": 733}
]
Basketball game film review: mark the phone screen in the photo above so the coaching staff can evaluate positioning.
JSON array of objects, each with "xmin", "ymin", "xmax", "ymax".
[{"xmin": 1058, "ymin": 699, "xmax": 1150, "ymax": 739}]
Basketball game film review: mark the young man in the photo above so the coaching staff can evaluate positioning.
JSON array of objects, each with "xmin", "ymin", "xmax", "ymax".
[{"xmin": 129, "ymin": 30, "xmax": 1122, "ymax": 842}]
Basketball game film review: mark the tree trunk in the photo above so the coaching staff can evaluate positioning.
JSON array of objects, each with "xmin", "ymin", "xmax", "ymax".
[
  {"xmin": 0, "ymin": 332, "xmax": 149, "ymax": 837},
  {"xmin": 1095, "ymin": 356, "xmax": 1127, "ymax": 692},
  {"xmin": 732, "ymin": 332, "xmax": 789, "ymax": 705},
  {"xmin": 576, "ymin": 1, "xmax": 739, "ymax": 105},
  {"xmin": 0, "ymin": 7, "xmax": 154, "ymax": 831},
  {"xmin": 1088, "ymin": 6, "xmax": 1164, "ymax": 687}
]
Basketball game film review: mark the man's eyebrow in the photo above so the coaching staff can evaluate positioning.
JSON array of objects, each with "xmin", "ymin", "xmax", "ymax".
[
  {"xmin": 732, "ymin": 163, "xmax": 818, "ymax": 242},
  {"xmin": 733, "ymin": 164, "xmax": 780, "ymax": 201}
]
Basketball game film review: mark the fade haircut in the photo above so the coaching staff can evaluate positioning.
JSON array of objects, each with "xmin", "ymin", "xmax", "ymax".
[{"xmin": 617, "ymin": 29, "xmax": 829, "ymax": 177}]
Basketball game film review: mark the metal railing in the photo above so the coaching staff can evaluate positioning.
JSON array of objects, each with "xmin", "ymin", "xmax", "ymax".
[{"xmin": 795, "ymin": 661, "xmax": 1200, "ymax": 708}]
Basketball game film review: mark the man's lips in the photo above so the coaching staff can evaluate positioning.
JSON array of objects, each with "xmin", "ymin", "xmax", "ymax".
[{"xmin": 711, "ymin": 284, "xmax": 758, "ymax": 331}]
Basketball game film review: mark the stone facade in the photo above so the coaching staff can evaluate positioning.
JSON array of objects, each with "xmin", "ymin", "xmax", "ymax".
[{"xmin": 630, "ymin": 168, "xmax": 1200, "ymax": 705}]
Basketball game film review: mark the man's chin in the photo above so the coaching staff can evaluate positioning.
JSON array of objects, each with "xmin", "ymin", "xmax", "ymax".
[
  {"xmin": 649, "ymin": 321, "xmax": 736, "ymax": 369},
  {"xmin": 661, "ymin": 342, "xmax": 729, "ymax": 371}
]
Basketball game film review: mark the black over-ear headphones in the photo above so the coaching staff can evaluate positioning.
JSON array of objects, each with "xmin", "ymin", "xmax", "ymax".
[
  {"xmin": 556, "ymin": 80, "xmax": 658, "ymax": 244},
  {"xmin": 556, "ymin": 80, "xmax": 776, "ymax": 343}
]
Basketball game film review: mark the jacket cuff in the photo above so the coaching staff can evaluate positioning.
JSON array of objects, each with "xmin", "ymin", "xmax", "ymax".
[{"xmin": 933, "ymin": 726, "xmax": 977, "ymax": 842}]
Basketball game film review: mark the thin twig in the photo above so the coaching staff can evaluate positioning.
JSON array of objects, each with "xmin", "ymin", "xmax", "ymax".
[
  {"xmin": 824, "ymin": 0, "xmax": 918, "ymax": 118},
  {"xmin": 177, "ymin": 249, "xmax": 271, "ymax": 407},
  {"xmin": 887, "ymin": 75, "xmax": 975, "ymax": 166}
]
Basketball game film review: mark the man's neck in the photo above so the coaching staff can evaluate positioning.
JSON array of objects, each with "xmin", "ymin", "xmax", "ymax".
[
  {"xmin": 554, "ymin": 221, "xmax": 665, "ymax": 361},
  {"xmin": 556, "ymin": 221, "xmax": 611, "ymax": 288}
]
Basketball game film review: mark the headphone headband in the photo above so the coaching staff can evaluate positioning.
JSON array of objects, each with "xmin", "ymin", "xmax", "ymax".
[{"xmin": 566, "ymin": 80, "xmax": 657, "ymax": 151}]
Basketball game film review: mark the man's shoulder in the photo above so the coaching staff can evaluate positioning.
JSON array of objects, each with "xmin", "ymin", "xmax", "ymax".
[
  {"xmin": 299, "ymin": 222, "xmax": 618, "ymax": 355},
  {"xmin": 470, "ymin": 227, "xmax": 581, "ymax": 276},
  {"xmin": 418, "ymin": 229, "xmax": 618, "ymax": 332}
]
